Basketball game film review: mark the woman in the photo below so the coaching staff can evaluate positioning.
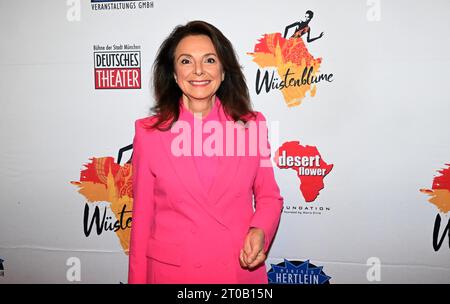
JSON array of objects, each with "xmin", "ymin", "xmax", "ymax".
[{"xmin": 128, "ymin": 20, "xmax": 284, "ymax": 284}]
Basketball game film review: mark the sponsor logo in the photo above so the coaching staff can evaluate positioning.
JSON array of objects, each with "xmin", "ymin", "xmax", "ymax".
[
  {"xmin": 275, "ymin": 141, "xmax": 333, "ymax": 203},
  {"xmin": 268, "ymin": 259, "xmax": 331, "ymax": 284},
  {"xmin": 420, "ymin": 164, "xmax": 450, "ymax": 251},
  {"xmin": 275, "ymin": 141, "xmax": 333, "ymax": 215},
  {"xmin": 0, "ymin": 258, "xmax": 4, "ymax": 277},
  {"xmin": 94, "ymin": 44, "xmax": 141, "ymax": 89},
  {"xmin": 71, "ymin": 146, "xmax": 133, "ymax": 254},
  {"xmin": 91, "ymin": 0, "xmax": 154, "ymax": 11},
  {"xmin": 248, "ymin": 11, "xmax": 333, "ymax": 107}
]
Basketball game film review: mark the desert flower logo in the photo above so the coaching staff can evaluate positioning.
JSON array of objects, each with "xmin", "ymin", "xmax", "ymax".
[{"xmin": 275, "ymin": 141, "xmax": 333, "ymax": 203}]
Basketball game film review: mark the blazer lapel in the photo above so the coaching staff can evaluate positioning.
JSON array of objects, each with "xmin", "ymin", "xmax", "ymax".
[
  {"xmin": 207, "ymin": 99, "xmax": 243, "ymax": 206},
  {"xmin": 159, "ymin": 129, "xmax": 209, "ymax": 206},
  {"xmin": 207, "ymin": 150, "xmax": 241, "ymax": 206}
]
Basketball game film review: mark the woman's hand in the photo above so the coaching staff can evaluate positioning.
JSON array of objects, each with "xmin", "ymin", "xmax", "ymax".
[{"xmin": 239, "ymin": 227, "xmax": 266, "ymax": 269}]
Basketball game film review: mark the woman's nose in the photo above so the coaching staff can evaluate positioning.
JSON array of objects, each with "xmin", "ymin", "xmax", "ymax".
[{"xmin": 193, "ymin": 62, "xmax": 204, "ymax": 76}]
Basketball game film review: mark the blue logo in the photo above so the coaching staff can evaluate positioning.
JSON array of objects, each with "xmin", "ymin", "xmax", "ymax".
[{"xmin": 268, "ymin": 259, "xmax": 331, "ymax": 284}]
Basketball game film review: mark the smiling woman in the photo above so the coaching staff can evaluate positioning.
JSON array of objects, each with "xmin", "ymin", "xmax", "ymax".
[
  {"xmin": 174, "ymin": 35, "xmax": 225, "ymax": 117},
  {"xmin": 128, "ymin": 20, "xmax": 284, "ymax": 284},
  {"xmin": 149, "ymin": 20, "xmax": 256, "ymax": 131}
]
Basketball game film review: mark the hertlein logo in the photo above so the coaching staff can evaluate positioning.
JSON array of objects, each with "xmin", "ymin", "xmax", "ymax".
[
  {"xmin": 94, "ymin": 43, "xmax": 141, "ymax": 89},
  {"xmin": 420, "ymin": 164, "xmax": 450, "ymax": 251},
  {"xmin": 247, "ymin": 10, "xmax": 333, "ymax": 107},
  {"xmin": 268, "ymin": 259, "xmax": 331, "ymax": 284},
  {"xmin": 70, "ymin": 146, "xmax": 133, "ymax": 254},
  {"xmin": 275, "ymin": 141, "xmax": 333, "ymax": 215},
  {"xmin": 91, "ymin": 0, "xmax": 154, "ymax": 11}
]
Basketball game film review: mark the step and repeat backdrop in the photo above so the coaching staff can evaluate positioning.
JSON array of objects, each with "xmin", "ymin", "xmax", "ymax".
[{"xmin": 1, "ymin": 0, "xmax": 449, "ymax": 284}]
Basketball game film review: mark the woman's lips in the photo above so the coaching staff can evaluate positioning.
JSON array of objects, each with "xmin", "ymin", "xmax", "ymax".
[{"xmin": 189, "ymin": 80, "xmax": 211, "ymax": 86}]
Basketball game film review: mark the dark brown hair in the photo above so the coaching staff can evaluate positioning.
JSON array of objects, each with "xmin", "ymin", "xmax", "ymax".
[{"xmin": 147, "ymin": 20, "xmax": 256, "ymax": 131}]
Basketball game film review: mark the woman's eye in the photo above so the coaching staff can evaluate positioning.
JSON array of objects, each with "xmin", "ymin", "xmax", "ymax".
[
  {"xmin": 206, "ymin": 57, "xmax": 216, "ymax": 63},
  {"xmin": 180, "ymin": 58, "xmax": 190, "ymax": 64}
]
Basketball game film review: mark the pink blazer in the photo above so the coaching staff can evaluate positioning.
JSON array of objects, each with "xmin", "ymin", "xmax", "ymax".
[{"xmin": 128, "ymin": 100, "xmax": 283, "ymax": 284}]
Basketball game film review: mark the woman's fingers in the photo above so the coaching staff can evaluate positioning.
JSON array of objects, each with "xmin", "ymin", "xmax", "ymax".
[
  {"xmin": 239, "ymin": 249, "xmax": 249, "ymax": 268},
  {"xmin": 240, "ymin": 228, "xmax": 267, "ymax": 269},
  {"xmin": 245, "ymin": 246, "xmax": 259, "ymax": 265},
  {"xmin": 240, "ymin": 246, "xmax": 266, "ymax": 269},
  {"xmin": 247, "ymin": 251, "xmax": 266, "ymax": 269}
]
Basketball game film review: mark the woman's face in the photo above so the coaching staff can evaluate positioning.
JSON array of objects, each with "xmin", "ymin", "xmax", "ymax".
[{"xmin": 174, "ymin": 35, "xmax": 224, "ymax": 104}]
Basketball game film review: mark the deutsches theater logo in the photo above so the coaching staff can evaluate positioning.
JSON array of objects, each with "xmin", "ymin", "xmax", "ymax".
[
  {"xmin": 248, "ymin": 10, "xmax": 333, "ymax": 107},
  {"xmin": 94, "ymin": 43, "xmax": 141, "ymax": 89},
  {"xmin": 268, "ymin": 259, "xmax": 331, "ymax": 284}
]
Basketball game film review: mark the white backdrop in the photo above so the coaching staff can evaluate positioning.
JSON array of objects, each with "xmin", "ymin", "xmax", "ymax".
[{"xmin": 1, "ymin": 0, "xmax": 449, "ymax": 283}]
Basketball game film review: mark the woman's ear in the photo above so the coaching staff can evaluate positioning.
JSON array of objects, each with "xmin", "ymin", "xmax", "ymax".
[
  {"xmin": 222, "ymin": 72, "xmax": 225, "ymax": 81},
  {"xmin": 174, "ymin": 74, "xmax": 178, "ymax": 82}
]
